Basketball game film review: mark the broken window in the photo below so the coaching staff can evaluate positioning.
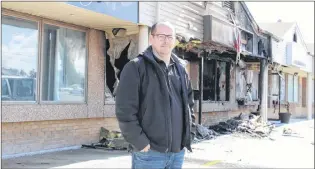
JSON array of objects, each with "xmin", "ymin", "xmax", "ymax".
[
  {"xmin": 236, "ymin": 66, "xmax": 259, "ymax": 102},
  {"xmin": 104, "ymin": 34, "xmax": 138, "ymax": 102},
  {"xmin": 203, "ymin": 59, "xmax": 230, "ymax": 101},
  {"xmin": 241, "ymin": 32, "xmax": 253, "ymax": 53}
]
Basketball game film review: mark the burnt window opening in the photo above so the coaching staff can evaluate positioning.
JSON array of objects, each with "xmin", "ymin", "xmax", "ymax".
[
  {"xmin": 203, "ymin": 59, "xmax": 230, "ymax": 101},
  {"xmin": 105, "ymin": 39, "xmax": 131, "ymax": 98},
  {"xmin": 241, "ymin": 31, "xmax": 253, "ymax": 53},
  {"xmin": 293, "ymin": 33, "xmax": 297, "ymax": 42},
  {"xmin": 258, "ymin": 39, "xmax": 267, "ymax": 56},
  {"xmin": 115, "ymin": 42, "xmax": 131, "ymax": 79},
  {"xmin": 105, "ymin": 39, "xmax": 116, "ymax": 95},
  {"xmin": 222, "ymin": 1, "xmax": 235, "ymax": 13},
  {"xmin": 258, "ymin": 40, "xmax": 263, "ymax": 56}
]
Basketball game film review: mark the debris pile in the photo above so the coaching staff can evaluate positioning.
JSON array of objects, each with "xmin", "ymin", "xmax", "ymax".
[
  {"xmin": 193, "ymin": 113, "xmax": 276, "ymax": 142},
  {"xmin": 209, "ymin": 113, "xmax": 275, "ymax": 138},
  {"xmin": 82, "ymin": 127, "xmax": 128, "ymax": 150},
  {"xmin": 193, "ymin": 124, "xmax": 220, "ymax": 142}
]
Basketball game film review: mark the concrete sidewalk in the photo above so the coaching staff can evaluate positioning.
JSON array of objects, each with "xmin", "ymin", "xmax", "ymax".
[
  {"xmin": 2, "ymin": 148, "xmax": 205, "ymax": 168},
  {"xmin": 2, "ymin": 119, "xmax": 314, "ymax": 168}
]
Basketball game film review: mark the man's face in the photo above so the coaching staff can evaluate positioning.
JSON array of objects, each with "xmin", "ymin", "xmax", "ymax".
[{"xmin": 149, "ymin": 24, "xmax": 175, "ymax": 57}]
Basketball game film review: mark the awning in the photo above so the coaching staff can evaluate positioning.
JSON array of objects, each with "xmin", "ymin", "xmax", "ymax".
[{"xmin": 2, "ymin": 2, "xmax": 139, "ymax": 35}]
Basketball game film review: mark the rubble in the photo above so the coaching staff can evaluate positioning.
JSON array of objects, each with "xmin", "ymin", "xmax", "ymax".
[
  {"xmin": 82, "ymin": 127, "xmax": 128, "ymax": 150},
  {"xmin": 208, "ymin": 113, "xmax": 275, "ymax": 138},
  {"xmin": 192, "ymin": 113, "xmax": 274, "ymax": 143}
]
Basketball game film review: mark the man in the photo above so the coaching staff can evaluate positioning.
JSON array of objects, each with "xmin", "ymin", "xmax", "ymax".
[{"xmin": 115, "ymin": 22, "xmax": 195, "ymax": 169}]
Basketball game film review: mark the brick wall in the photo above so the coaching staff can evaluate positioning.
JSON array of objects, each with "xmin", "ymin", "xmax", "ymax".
[
  {"xmin": 2, "ymin": 118, "xmax": 119, "ymax": 156},
  {"xmin": 195, "ymin": 106, "xmax": 256, "ymax": 126}
]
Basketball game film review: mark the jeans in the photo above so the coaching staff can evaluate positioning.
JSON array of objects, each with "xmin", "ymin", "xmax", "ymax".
[{"xmin": 131, "ymin": 148, "xmax": 185, "ymax": 169}]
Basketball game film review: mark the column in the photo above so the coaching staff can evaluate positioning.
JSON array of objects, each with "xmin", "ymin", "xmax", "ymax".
[
  {"xmin": 259, "ymin": 59, "xmax": 268, "ymax": 123},
  {"xmin": 138, "ymin": 25, "xmax": 149, "ymax": 54}
]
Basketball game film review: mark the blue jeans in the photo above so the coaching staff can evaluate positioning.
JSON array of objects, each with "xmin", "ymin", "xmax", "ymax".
[{"xmin": 132, "ymin": 148, "xmax": 185, "ymax": 169}]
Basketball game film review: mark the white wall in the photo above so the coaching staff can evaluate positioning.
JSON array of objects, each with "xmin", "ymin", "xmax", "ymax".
[{"xmin": 271, "ymin": 39, "xmax": 287, "ymax": 65}]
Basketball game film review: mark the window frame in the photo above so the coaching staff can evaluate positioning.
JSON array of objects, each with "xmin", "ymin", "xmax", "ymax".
[
  {"xmin": 203, "ymin": 58, "xmax": 231, "ymax": 102},
  {"xmin": 2, "ymin": 10, "xmax": 89, "ymax": 105},
  {"xmin": 2, "ymin": 11, "xmax": 41, "ymax": 104},
  {"xmin": 287, "ymin": 74, "xmax": 299, "ymax": 103}
]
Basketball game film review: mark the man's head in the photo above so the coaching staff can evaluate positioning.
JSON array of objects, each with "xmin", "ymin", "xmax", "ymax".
[{"xmin": 149, "ymin": 22, "xmax": 176, "ymax": 58}]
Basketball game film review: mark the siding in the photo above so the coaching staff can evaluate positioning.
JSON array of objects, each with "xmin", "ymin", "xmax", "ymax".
[
  {"xmin": 138, "ymin": 2, "xmax": 156, "ymax": 26},
  {"xmin": 139, "ymin": 2, "xmax": 205, "ymax": 40}
]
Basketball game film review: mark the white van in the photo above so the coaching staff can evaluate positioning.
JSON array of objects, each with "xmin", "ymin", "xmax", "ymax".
[{"xmin": 1, "ymin": 75, "xmax": 36, "ymax": 101}]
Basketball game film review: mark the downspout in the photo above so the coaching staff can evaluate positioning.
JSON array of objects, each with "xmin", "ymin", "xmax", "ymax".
[
  {"xmin": 156, "ymin": 2, "xmax": 160, "ymax": 22},
  {"xmin": 198, "ymin": 51, "xmax": 205, "ymax": 124}
]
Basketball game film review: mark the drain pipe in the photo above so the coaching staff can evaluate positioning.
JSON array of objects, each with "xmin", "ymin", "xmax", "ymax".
[
  {"xmin": 156, "ymin": 2, "xmax": 160, "ymax": 22},
  {"xmin": 198, "ymin": 50, "xmax": 205, "ymax": 124}
]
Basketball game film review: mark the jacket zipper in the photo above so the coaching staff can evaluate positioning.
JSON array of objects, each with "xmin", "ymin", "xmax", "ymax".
[{"xmin": 156, "ymin": 65, "xmax": 172, "ymax": 152}]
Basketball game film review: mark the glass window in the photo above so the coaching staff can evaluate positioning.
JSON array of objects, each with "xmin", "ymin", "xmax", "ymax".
[
  {"xmin": 287, "ymin": 74, "xmax": 293, "ymax": 102},
  {"xmin": 1, "ymin": 15, "xmax": 38, "ymax": 101},
  {"xmin": 294, "ymin": 76, "xmax": 299, "ymax": 102},
  {"xmin": 280, "ymin": 76, "xmax": 286, "ymax": 102},
  {"xmin": 41, "ymin": 24, "xmax": 86, "ymax": 102}
]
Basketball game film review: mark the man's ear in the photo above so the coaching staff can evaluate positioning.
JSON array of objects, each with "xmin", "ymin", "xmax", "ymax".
[{"xmin": 149, "ymin": 34, "xmax": 154, "ymax": 45}]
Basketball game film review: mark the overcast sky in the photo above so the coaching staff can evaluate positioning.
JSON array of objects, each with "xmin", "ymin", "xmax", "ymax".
[{"xmin": 246, "ymin": 2, "xmax": 314, "ymax": 43}]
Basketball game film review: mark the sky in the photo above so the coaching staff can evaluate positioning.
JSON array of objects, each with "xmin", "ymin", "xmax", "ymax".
[{"xmin": 245, "ymin": 2, "xmax": 314, "ymax": 44}]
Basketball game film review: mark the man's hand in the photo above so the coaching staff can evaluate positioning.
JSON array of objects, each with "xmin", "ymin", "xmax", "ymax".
[{"xmin": 140, "ymin": 144, "xmax": 150, "ymax": 152}]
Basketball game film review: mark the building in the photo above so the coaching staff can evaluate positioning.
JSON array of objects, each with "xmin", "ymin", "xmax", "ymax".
[
  {"xmin": 1, "ymin": 1, "xmax": 210, "ymax": 157},
  {"xmin": 175, "ymin": 2, "xmax": 271, "ymax": 125},
  {"xmin": 259, "ymin": 21, "xmax": 314, "ymax": 119},
  {"xmin": 1, "ymin": 1, "xmax": 142, "ymax": 157}
]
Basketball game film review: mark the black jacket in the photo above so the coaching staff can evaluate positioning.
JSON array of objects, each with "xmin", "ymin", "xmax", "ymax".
[{"xmin": 115, "ymin": 46, "xmax": 195, "ymax": 153}]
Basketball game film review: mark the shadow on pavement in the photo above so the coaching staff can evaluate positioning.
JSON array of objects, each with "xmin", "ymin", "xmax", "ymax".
[{"xmin": 2, "ymin": 148, "xmax": 130, "ymax": 168}]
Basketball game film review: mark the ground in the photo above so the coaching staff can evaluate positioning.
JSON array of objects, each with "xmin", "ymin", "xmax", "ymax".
[{"xmin": 2, "ymin": 119, "xmax": 314, "ymax": 168}]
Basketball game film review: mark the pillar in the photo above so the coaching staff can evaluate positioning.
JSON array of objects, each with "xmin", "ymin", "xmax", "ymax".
[
  {"xmin": 138, "ymin": 25, "xmax": 149, "ymax": 54},
  {"xmin": 259, "ymin": 59, "xmax": 268, "ymax": 123}
]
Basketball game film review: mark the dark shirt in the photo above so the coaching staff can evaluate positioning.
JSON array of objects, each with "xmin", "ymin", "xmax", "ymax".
[{"xmin": 153, "ymin": 54, "xmax": 184, "ymax": 153}]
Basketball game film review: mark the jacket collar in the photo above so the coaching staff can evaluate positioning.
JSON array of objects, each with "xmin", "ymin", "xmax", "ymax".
[{"xmin": 141, "ymin": 46, "xmax": 187, "ymax": 67}]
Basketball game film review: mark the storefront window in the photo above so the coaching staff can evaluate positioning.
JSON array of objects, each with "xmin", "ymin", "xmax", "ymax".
[
  {"xmin": 1, "ymin": 15, "xmax": 38, "ymax": 101},
  {"xmin": 41, "ymin": 24, "xmax": 86, "ymax": 102}
]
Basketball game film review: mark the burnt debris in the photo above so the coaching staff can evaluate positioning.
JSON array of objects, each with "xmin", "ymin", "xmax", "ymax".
[
  {"xmin": 82, "ymin": 127, "xmax": 128, "ymax": 151},
  {"xmin": 193, "ymin": 113, "xmax": 275, "ymax": 143}
]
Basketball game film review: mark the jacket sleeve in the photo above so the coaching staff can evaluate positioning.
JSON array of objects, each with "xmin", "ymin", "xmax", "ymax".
[
  {"xmin": 186, "ymin": 72, "xmax": 196, "ymax": 124},
  {"xmin": 115, "ymin": 61, "xmax": 150, "ymax": 151},
  {"xmin": 185, "ymin": 71, "xmax": 197, "ymax": 144}
]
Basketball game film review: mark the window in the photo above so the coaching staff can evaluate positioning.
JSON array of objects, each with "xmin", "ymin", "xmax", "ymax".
[
  {"xmin": 280, "ymin": 76, "xmax": 286, "ymax": 102},
  {"xmin": 293, "ymin": 33, "xmax": 297, "ymax": 42},
  {"xmin": 241, "ymin": 32, "xmax": 253, "ymax": 53},
  {"xmin": 288, "ymin": 75, "xmax": 293, "ymax": 102},
  {"xmin": 293, "ymin": 76, "xmax": 299, "ymax": 102},
  {"xmin": 287, "ymin": 74, "xmax": 299, "ymax": 103},
  {"xmin": 41, "ymin": 24, "xmax": 87, "ymax": 102},
  {"xmin": 203, "ymin": 59, "xmax": 230, "ymax": 101},
  {"xmin": 1, "ymin": 15, "xmax": 38, "ymax": 101}
]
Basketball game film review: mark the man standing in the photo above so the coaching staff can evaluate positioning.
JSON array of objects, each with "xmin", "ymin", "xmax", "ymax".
[{"xmin": 115, "ymin": 22, "xmax": 195, "ymax": 169}]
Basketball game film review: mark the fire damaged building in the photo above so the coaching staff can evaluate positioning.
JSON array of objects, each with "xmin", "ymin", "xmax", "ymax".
[{"xmin": 173, "ymin": 2, "xmax": 271, "ymax": 125}]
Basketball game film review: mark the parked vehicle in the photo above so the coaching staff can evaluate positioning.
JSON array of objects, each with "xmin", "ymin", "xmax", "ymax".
[{"xmin": 1, "ymin": 75, "xmax": 36, "ymax": 101}]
